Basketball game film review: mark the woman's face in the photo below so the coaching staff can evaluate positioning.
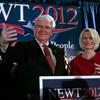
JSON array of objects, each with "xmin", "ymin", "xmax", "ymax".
[{"xmin": 82, "ymin": 31, "xmax": 95, "ymax": 50}]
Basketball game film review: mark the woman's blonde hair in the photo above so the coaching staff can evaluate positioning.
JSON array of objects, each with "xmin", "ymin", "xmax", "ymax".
[{"xmin": 79, "ymin": 28, "xmax": 100, "ymax": 50}]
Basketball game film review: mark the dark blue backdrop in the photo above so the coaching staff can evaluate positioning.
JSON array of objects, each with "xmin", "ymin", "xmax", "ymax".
[
  {"xmin": 0, "ymin": 2, "xmax": 82, "ymax": 61},
  {"xmin": 0, "ymin": 1, "xmax": 100, "ymax": 62}
]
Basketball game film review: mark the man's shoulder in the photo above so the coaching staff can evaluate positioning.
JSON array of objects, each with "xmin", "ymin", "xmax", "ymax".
[
  {"xmin": 16, "ymin": 40, "xmax": 34, "ymax": 47},
  {"xmin": 13, "ymin": 41, "xmax": 35, "ymax": 53},
  {"xmin": 49, "ymin": 43, "xmax": 64, "ymax": 55},
  {"xmin": 49, "ymin": 43, "xmax": 62, "ymax": 50}
]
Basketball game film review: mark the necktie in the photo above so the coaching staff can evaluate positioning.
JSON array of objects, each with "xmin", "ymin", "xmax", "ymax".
[{"xmin": 43, "ymin": 44, "xmax": 55, "ymax": 73}]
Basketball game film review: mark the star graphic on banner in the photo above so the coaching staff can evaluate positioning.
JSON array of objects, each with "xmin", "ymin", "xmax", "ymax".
[
  {"xmin": 22, "ymin": 21, "xmax": 34, "ymax": 36},
  {"xmin": 23, "ymin": 21, "xmax": 33, "ymax": 29}
]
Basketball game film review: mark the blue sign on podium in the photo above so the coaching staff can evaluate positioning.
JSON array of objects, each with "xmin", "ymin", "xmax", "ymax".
[{"xmin": 39, "ymin": 76, "xmax": 100, "ymax": 100}]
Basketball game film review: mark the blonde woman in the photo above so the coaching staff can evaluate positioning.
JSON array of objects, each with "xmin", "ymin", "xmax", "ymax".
[{"xmin": 70, "ymin": 28, "xmax": 100, "ymax": 75}]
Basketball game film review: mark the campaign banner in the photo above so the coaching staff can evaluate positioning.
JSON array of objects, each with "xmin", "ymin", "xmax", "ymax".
[
  {"xmin": 0, "ymin": 2, "xmax": 82, "ymax": 61},
  {"xmin": 39, "ymin": 76, "xmax": 100, "ymax": 100}
]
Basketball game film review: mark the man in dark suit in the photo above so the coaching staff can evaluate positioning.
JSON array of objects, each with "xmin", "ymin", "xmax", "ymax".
[{"xmin": 0, "ymin": 15, "xmax": 67, "ymax": 100}]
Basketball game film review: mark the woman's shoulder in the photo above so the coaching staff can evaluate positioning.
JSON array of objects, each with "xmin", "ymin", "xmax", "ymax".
[
  {"xmin": 96, "ymin": 52, "xmax": 100, "ymax": 55},
  {"xmin": 70, "ymin": 54, "xmax": 82, "ymax": 64}
]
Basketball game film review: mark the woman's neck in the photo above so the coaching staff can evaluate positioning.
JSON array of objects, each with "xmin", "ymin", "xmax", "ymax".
[{"xmin": 82, "ymin": 50, "xmax": 96, "ymax": 60}]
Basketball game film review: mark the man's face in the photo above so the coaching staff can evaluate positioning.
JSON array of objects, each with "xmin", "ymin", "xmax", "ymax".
[{"xmin": 34, "ymin": 20, "xmax": 54, "ymax": 43}]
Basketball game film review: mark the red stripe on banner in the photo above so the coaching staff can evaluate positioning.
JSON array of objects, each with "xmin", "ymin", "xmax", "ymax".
[{"xmin": 0, "ymin": 23, "xmax": 24, "ymax": 35}]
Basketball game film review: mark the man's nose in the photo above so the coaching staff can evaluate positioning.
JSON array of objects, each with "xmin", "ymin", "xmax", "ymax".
[
  {"xmin": 40, "ymin": 26, "xmax": 48, "ymax": 31},
  {"xmin": 41, "ymin": 26, "xmax": 47, "ymax": 30}
]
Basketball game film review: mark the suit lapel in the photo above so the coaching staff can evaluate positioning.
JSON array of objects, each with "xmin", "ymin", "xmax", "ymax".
[
  {"xmin": 48, "ymin": 43, "xmax": 57, "ymax": 59},
  {"xmin": 48, "ymin": 43, "xmax": 58, "ymax": 66},
  {"xmin": 33, "ymin": 40, "xmax": 53, "ymax": 70}
]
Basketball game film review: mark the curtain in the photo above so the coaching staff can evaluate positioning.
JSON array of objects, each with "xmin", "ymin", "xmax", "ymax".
[{"xmin": 81, "ymin": 1, "xmax": 100, "ymax": 51}]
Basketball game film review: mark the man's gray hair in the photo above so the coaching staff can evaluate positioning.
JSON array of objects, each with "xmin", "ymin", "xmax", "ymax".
[{"xmin": 35, "ymin": 14, "xmax": 56, "ymax": 28}]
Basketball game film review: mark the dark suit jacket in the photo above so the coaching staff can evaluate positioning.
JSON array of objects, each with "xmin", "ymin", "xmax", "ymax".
[{"xmin": 1, "ymin": 39, "xmax": 67, "ymax": 99}]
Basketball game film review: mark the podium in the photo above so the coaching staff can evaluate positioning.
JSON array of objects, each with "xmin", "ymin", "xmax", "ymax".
[{"xmin": 39, "ymin": 76, "xmax": 100, "ymax": 100}]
